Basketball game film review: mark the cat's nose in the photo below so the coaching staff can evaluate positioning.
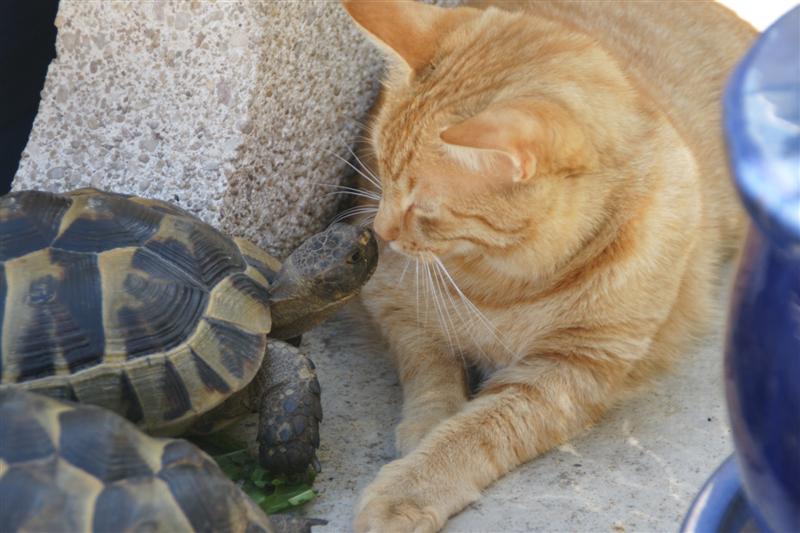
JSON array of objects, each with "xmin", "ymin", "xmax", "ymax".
[{"xmin": 373, "ymin": 211, "xmax": 400, "ymax": 242}]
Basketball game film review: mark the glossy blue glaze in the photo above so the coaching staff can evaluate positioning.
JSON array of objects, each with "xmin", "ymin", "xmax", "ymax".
[
  {"xmin": 681, "ymin": 456, "xmax": 754, "ymax": 533},
  {"xmin": 725, "ymin": 229, "xmax": 800, "ymax": 532},
  {"xmin": 723, "ymin": 6, "xmax": 800, "ymax": 533},
  {"xmin": 724, "ymin": 6, "xmax": 800, "ymax": 248}
]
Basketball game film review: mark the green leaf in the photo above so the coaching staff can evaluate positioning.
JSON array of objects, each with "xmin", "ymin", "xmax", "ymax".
[
  {"xmin": 287, "ymin": 489, "xmax": 316, "ymax": 507},
  {"xmin": 250, "ymin": 467, "xmax": 270, "ymax": 488},
  {"xmin": 192, "ymin": 434, "xmax": 317, "ymax": 515},
  {"xmin": 244, "ymin": 487, "xmax": 268, "ymax": 507},
  {"xmin": 261, "ymin": 483, "xmax": 316, "ymax": 514}
]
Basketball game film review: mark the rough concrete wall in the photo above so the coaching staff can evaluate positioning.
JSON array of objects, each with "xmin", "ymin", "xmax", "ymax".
[{"xmin": 13, "ymin": 1, "xmax": 383, "ymax": 258}]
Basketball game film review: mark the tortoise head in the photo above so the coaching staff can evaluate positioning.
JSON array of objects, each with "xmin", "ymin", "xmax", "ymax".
[{"xmin": 268, "ymin": 223, "xmax": 378, "ymax": 339}]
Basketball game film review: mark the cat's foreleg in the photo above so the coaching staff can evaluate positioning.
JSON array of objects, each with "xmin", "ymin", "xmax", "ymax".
[
  {"xmin": 387, "ymin": 325, "xmax": 469, "ymax": 456},
  {"xmin": 354, "ymin": 354, "xmax": 631, "ymax": 533}
]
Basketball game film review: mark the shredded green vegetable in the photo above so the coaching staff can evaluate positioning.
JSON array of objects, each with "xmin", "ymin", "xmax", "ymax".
[{"xmin": 191, "ymin": 435, "xmax": 317, "ymax": 515}]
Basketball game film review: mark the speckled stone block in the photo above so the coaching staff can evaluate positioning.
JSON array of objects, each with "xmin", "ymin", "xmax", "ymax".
[{"xmin": 13, "ymin": 1, "xmax": 385, "ymax": 258}]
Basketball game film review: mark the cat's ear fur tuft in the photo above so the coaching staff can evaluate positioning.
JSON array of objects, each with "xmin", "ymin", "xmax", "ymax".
[
  {"xmin": 341, "ymin": 0, "xmax": 462, "ymax": 72},
  {"xmin": 440, "ymin": 100, "xmax": 593, "ymax": 183}
]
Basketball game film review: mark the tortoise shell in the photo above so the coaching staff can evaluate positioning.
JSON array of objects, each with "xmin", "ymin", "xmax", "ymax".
[
  {"xmin": 0, "ymin": 188, "xmax": 281, "ymax": 432},
  {"xmin": 0, "ymin": 388, "xmax": 275, "ymax": 533}
]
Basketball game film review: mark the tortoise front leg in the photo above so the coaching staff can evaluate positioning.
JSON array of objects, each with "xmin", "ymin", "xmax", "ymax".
[{"xmin": 257, "ymin": 339, "xmax": 322, "ymax": 475}]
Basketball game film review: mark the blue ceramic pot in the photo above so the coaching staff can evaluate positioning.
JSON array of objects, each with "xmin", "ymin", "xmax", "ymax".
[
  {"xmin": 682, "ymin": 457, "xmax": 752, "ymax": 532},
  {"xmin": 723, "ymin": 6, "xmax": 800, "ymax": 533}
]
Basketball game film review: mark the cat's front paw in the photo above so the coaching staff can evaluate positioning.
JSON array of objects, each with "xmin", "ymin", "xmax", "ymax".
[{"xmin": 354, "ymin": 459, "xmax": 446, "ymax": 533}]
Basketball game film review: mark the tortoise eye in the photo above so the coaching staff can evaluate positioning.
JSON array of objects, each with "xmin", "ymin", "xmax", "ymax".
[{"xmin": 347, "ymin": 250, "xmax": 363, "ymax": 264}]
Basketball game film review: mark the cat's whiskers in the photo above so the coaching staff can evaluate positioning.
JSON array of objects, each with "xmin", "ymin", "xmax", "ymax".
[
  {"xmin": 359, "ymin": 213, "xmax": 377, "ymax": 228},
  {"xmin": 430, "ymin": 261, "xmax": 454, "ymax": 342},
  {"xmin": 417, "ymin": 253, "xmax": 465, "ymax": 362},
  {"xmin": 433, "ymin": 256, "xmax": 517, "ymax": 357},
  {"xmin": 342, "ymin": 118, "xmax": 378, "ymax": 156},
  {"xmin": 431, "ymin": 259, "xmax": 493, "ymax": 363},
  {"xmin": 344, "ymin": 116, "xmax": 375, "ymax": 137},
  {"xmin": 424, "ymin": 258, "xmax": 457, "ymax": 354},
  {"xmin": 352, "ymin": 138, "xmax": 378, "ymax": 160},
  {"xmin": 332, "ymin": 205, "xmax": 379, "ymax": 224},
  {"xmin": 431, "ymin": 260, "xmax": 471, "ymax": 367},
  {"xmin": 415, "ymin": 258, "xmax": 421, "ymax": 325},
  {"xmin": 378, "ymin": 230, "xmax": 493, "ymax": 360},
  {"xmin": 322, "ymin": 147, "xmax": 383, "ymax": 194},
  {"xmin": 335, "ymin": 208, "xmax": 378, "ymax": 221},
  {"xmin": 323, "ymin": 188, "xmax": 382, "ymax": 203},
  {"xmin": 423, "ymin": 260, "xmax": 436, "ymax": 325},
  {"xmin": 344, "ymin": 145, "xmax": 382, "ymax": 192},
  {"xmin": 398, "ymin": 257, "xmax": 412, "ymax": 285},
  {"xmin": 317, "ymin": 182, "xmax": 381, "ymax": 197}
]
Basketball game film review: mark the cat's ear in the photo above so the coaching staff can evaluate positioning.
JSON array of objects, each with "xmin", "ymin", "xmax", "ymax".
[
  {"xmin": 440, "ymin": 100, "xmax": 589, "ymax": 183},
  {"xmin": 341, "ymin": 0, "xmax": 458, "ymax": 72},
  {"xmin": 440, "ymin": 104, "xmax": 538, "ymax": 183}
]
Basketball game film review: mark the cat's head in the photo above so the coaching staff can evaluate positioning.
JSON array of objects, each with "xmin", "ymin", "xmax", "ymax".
[{"xmin": 343, "ymin": 0, "xmax": 642, "ymax": 266}]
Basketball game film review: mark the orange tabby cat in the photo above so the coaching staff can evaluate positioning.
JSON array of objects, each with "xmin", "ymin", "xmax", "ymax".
[{"xmin": 342, "ymin": 1, "xmax": 756, "ymax": 531}]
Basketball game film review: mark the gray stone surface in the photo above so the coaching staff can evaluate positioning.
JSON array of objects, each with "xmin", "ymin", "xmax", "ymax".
[
  {"xmin": 13, "ymin": 1, "xmax": 383, "ymax": 258},
  {"xmin": 290, "ymin": 294, "xmax": 732, "ymax": 532}
]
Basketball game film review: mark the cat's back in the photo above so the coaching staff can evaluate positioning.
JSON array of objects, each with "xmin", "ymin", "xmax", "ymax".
[{"xmin": 471, "ymin": 0, "xmax": 757, "ymax": 243}]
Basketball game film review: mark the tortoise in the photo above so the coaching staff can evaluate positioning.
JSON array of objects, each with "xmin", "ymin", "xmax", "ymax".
[
  {"xmin": 0, "ymin": 388, "xmax": 324, "ymax": 533},
  {"xmin": 0, "ymin": 188, "xmax": 378, "ymax": 474}
]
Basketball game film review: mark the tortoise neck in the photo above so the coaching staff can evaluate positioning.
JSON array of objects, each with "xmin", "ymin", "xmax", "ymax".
[{"xmin": 267, "ymin": 264, "xmax": 340, "ymax": 340}]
